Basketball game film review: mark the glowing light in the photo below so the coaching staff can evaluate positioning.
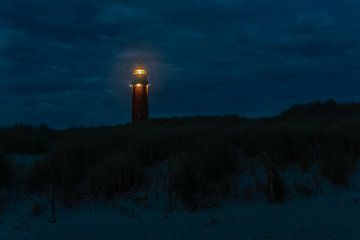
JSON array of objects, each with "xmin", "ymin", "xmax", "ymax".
[
  {"xmin": 130, "ymin": 65, "xmax": 149, "ymax": 87},
  {"xmin": 134, "ymin": 68, "xmax": 146, "ymax": 75},
  {"xmin": 130, "ymin": 83, "xmax": 149, "ymax": 87}
]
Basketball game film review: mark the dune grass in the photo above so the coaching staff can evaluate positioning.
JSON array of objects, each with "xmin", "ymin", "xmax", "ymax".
[
  {"xmin": 26, "ymin": 120, "xmax": 360, "ymax": 203},
  {"xmin": 1, "ymin": 101, "xmax": 359, "ymax": 206},
  {"xmin": 0, "ymin": 155, "xmax": 11, "ymax": 187}
]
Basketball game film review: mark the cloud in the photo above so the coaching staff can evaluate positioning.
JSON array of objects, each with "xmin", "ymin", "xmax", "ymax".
[{"xmin": 97, "ymin": 5, "xmax": 151, "ymax": 24}]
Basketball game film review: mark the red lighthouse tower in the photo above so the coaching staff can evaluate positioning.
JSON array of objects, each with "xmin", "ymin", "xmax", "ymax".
[{"xmin": 130, "ymin": 65, "xmax": 149, "ymax": 122}]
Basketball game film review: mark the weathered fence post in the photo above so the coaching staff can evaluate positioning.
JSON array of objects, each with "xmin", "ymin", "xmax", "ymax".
[
  {"xmin": 268, "ymin": 167, "xmax": 276, "ymax": 202},
  {"xmin": 49, "ymin": 183, "xmax": 56, "ymax": 223},
  {"xmin": 167, "ymin": 158, "xmax": 173, "ymax": 212},
  {"xmin": 267, "ymin": 166, "xmax": 284, "ymax": 203}
]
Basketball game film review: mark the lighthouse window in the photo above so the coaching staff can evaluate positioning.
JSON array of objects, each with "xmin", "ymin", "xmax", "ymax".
[{"xmin": 135, "ymin": 69, "xmax": 146, "ymax": 75}]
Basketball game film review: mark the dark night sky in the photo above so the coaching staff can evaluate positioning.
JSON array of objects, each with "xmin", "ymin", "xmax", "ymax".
[{"xmin": 1, "ymin": 0, "xmax": 360, "ymax": 128}]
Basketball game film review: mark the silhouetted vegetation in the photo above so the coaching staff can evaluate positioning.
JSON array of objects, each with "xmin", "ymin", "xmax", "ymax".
[
  {"xmin": 171, "ymin": 135, "xmax": 238, "ymax": 209},
  {"xmin": 0, "ymin": 124, "xmax": 55, "ymax": 154},
  {"xmin": 280, "ymin": 99, "xmax": 360, "ymax": 120},
  {"xmin": 2, "ymin": 100, "xmax": 360, "ymax": 206},
  {"xmin": 0, "ymin": 155, "xmax": 11, "ymax": 187}
]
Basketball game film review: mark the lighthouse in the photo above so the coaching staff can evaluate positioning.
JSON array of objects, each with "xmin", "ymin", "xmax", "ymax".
[{"xmin": 130, "ymin": 64, "xmax": 149, "ymax": 122}]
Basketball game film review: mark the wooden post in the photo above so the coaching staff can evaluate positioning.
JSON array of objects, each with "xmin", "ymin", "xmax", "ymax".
[
  {"xmin": 49, "ymin": 183, "xmax": 56, "ymax": 223},
  {"xmin": 268, "ymin": 167, "xmax": 275, "ymax": 202},
  {"xmin": 167, "ymin": 158, "xmax": 173, "ymax": 212}
]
